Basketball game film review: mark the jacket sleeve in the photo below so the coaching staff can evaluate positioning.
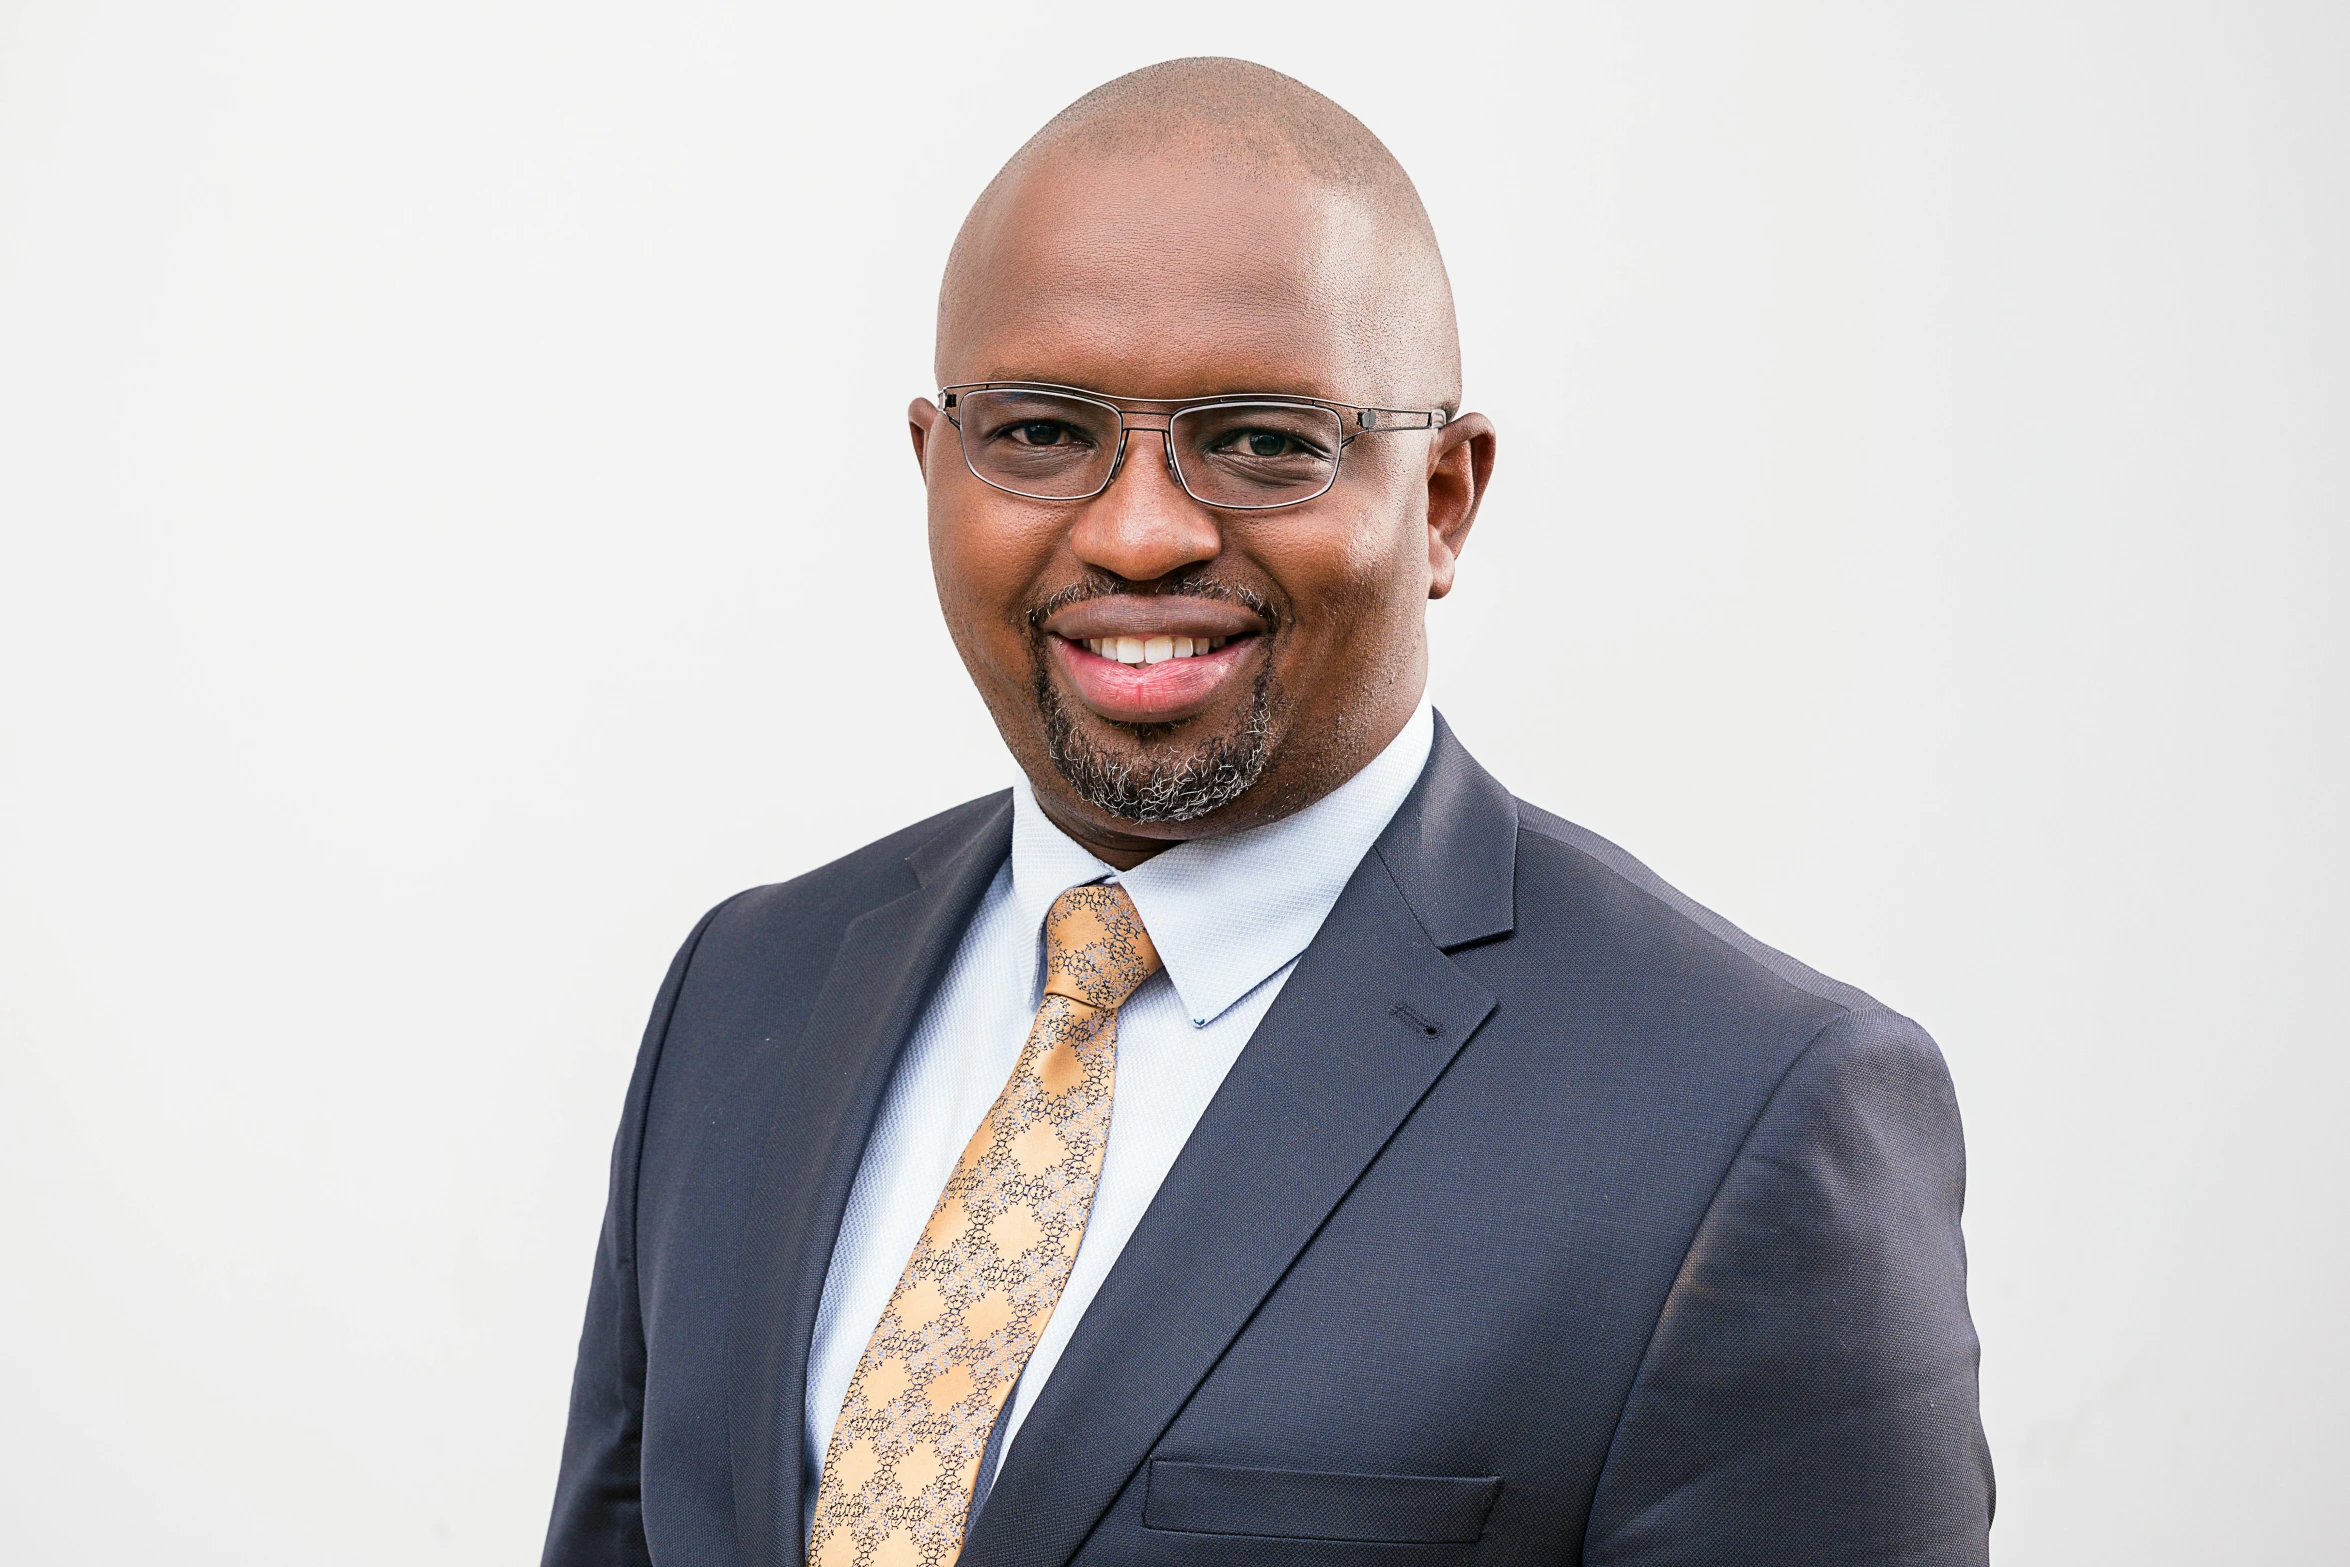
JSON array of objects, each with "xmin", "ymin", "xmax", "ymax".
[
  {"xmin": 541, "ymin": 905, "xmax": 724, "ymax": 1567},
  {"xmin": 1582, "ymin": 1008, "xmax": 1994, "ymax": 1566}
]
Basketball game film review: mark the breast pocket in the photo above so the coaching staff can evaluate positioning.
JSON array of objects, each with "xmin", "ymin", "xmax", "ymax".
[{"xmin": 1141, "ymin": 1460, "xmax": 1502, "ymax": 1547}]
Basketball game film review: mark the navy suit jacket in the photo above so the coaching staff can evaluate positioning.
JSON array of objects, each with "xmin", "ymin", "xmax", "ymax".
[{"xmin": 545, "ymin": 717, "xmax": 1992, "ymax": 1565}]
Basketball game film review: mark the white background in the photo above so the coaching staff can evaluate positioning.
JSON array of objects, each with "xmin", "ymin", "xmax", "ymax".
[{"xmin": 2, "ymin": 3, "xmax": 2342, "ymax": 1561}]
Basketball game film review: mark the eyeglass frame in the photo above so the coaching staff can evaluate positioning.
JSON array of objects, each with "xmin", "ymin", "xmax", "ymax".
[{"xmin": 937, "ymin": 380, "xmax": 1451, "ymax": 511}]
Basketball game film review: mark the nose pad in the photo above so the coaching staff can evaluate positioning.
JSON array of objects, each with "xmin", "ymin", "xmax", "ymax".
[
  {"xmin": 1098, "ymin": 421, "xmax": 1188, "ymax": 503},
  {"xmin": 1113, "ymin": 425, "xmax": 1181, "ymax": 491}
]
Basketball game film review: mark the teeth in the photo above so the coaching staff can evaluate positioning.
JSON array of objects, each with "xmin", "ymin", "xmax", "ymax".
[{"xmin": 1079, "ymin": 634, "xmax": 1234, "ymax": 661}]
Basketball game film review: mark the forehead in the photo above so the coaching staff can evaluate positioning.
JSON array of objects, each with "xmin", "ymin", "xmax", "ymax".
[{"xmin": 938, "ymin": 155, "xmax": 1410, "ymax": 402}]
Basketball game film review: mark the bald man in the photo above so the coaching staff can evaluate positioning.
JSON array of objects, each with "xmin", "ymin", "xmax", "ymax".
[{"xmin": 544, "ymin": 59, "xmax": 1992, "ymax": 1567}]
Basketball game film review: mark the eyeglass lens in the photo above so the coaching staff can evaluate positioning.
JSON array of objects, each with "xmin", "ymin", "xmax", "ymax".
[{"xmin": 956, "ymin": 389, "xmax": 1343, "ymax": 507}]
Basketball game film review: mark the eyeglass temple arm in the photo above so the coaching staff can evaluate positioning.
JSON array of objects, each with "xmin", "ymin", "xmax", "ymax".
[{"xmin": 1354, "ymin": 407, "xmax": 1448, "ymax": 431}]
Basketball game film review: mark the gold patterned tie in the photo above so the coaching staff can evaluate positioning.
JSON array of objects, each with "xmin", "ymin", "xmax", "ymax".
[{"xmin": 810, "ymin": 883, "xmax": 1162, "ymax": 1567}]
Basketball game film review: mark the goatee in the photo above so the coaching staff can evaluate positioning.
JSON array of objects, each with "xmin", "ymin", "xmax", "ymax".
[{"xmin": 1035, "ymin": 659, "xmax": 1276, "ymax": 824}]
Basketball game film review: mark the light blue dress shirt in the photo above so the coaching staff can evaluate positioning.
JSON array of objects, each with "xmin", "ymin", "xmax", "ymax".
[{"xmin": 800, "ymin": 702, "xmax": 1435, "ymax": 1526}]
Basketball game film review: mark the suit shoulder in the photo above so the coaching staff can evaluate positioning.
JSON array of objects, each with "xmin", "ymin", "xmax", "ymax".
[
  {"xmin": 1769, "ymin": 1003, "xmax": 1962, "ymax": 1152},
  {"xmin": 697, "ymin": 790, "xmax": 1012, "ymax": 948},
  {"xmin": 1510, "ymin": 797, "xmax": 1890, "ymax": 1019}
]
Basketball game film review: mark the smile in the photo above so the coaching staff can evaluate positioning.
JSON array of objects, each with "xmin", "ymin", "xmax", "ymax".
[{"xmin": 1037, "ymin": 595, "xmax": 1269, "ymax": 726}]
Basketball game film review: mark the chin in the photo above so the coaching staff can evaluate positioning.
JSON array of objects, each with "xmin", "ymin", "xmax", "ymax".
[{"xmin": 1033, "ymin": 661, "xmax": 1278, "ymax": 827}]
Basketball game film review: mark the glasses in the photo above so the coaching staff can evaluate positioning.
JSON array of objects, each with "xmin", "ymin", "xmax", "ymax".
[{"xmin": 939, "ymin": 381, "xmax": 1449, "ymax": 511}]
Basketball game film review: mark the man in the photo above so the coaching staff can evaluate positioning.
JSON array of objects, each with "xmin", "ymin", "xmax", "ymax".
[{"xmin": 544, "ymin": 58, "xmax": 1992, "ymax": 1567}]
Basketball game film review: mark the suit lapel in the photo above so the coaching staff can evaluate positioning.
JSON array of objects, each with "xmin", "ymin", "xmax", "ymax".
[
  {"xmin": 960, "ymin": 720, "xmax": 1519, "ymax": 1567},
  {"xmin": 726, "ymin": 797, "xmax": 1012, "ymax": 1567}
]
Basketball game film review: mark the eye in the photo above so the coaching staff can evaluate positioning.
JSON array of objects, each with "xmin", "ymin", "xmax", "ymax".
[
  {"xmin": 1010, "ymin": 420, "xmax": 1079, "ymax": 447},
  {"xmin": 1220, "ymin": 429, "xmax": 1305, "ymax": 459}
]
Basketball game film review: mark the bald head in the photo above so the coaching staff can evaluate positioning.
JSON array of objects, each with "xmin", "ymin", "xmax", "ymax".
[{"xmin": 937, "ymin": 58, "xmax": 1461, "ymax": 409}]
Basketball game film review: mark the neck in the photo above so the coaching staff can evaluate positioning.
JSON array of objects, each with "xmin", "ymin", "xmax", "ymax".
[{"xmin": 1030, "ymin": 799, "xmax": 1180, "ymax": 871}]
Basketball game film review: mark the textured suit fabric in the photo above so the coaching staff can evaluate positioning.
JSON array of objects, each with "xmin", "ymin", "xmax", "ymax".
[{"xmin": 543, "ymin": 716, "xmax": 1992, "ymax": 1567}]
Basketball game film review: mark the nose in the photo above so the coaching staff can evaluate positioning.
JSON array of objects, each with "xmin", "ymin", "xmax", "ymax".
[{"xmin": 1067, "ymin": 425, "xmax": 1221, "ymax": 585}]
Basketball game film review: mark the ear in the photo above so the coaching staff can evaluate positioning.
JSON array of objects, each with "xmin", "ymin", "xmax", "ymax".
[
  {"xmin": 1424, "ymin": 412, "xmax": 1496, "ymax": 600},
  {"xmin": 909, "ymin": 396, "xmax": 944, "ymax": 473}
]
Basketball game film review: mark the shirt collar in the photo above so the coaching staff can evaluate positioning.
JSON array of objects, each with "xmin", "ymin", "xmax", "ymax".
[{"xmin": 1010, "ymin": 702, "xmax": 1435, "ymax": 1026}]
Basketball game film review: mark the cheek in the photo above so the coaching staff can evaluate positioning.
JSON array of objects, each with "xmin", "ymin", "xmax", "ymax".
[
  {"xmin": 928, "ymin": 482, "xmax": 1064, "ymax": 662},
  {"xmin": 1256, "ymin": 478, "xmax": 1431, "ymax": 639}
]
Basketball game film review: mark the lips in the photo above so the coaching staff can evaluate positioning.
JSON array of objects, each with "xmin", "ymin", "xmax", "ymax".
[
  {"xmin": 1048, "ymin": 635, "xmax": 1256, "ymax": 723},
  {"xmin": 1039, "ymin": 594, "xmax": 1267, "ymax": 725}
]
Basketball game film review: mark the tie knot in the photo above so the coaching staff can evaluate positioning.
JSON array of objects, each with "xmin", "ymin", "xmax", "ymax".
[{"xmin": 1040, "ymin": 883, "xmax": 1162, "ymax": 1012}]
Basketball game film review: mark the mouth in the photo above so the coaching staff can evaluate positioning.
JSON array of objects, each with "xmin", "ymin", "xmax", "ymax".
[{"xmin": 1040, "ymin": 595, "xmax": 1268, "ymax": 726}]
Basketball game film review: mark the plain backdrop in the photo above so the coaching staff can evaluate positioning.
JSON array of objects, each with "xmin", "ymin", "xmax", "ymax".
[{"xmin": 2, "ymin": 3, "xmax": 2342, "ymax": 1562}]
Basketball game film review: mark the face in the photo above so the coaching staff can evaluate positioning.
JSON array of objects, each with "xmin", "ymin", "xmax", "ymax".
[{"xmin": 913, "ymin": 154, "xmax": 1495, "ymax": 866}]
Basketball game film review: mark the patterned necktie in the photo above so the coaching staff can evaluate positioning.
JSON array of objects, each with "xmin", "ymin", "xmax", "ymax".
[{"xmin": 811, "ymin": 882, "xmax": 1162, "ymax": 1567}]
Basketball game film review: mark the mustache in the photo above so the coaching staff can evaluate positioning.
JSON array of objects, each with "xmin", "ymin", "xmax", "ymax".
[{"xmin": 1024, "ymin": 572, "xmax": 1279, "ymax": 633}]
